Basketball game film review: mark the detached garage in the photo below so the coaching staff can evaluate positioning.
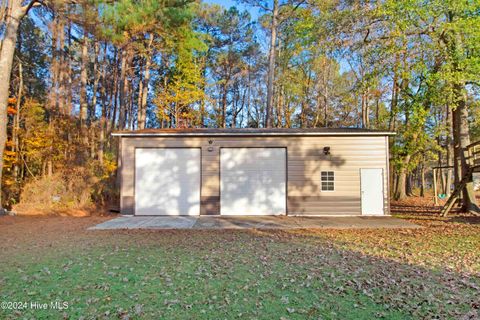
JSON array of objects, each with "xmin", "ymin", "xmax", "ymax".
[{"xmin": 114, "ymin": 128, "xmax": 394, "ymax": 216}]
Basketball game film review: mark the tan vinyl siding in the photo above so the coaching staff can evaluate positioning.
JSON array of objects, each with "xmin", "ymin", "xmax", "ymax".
[{"xmin": 120, "ymin": 135, "xmax": 389, "ymax": 215}]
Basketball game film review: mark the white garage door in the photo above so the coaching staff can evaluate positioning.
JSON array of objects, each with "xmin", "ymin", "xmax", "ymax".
[
  {"xmin": 220, "ymin": 148, "xmax": 286, "ymax": 215},
  {"xmin": 135, "ymin": 148, "xmax": 200, "ymax": 215}
]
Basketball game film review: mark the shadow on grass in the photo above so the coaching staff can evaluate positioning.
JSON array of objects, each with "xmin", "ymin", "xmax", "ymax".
[
  {"xmin": 0, "ymin": 221, "xmax": 478, "ymax": 319},
  {"xmin": 449, "ymin": 216, "xmax": 480, "ymax": 225},
  {"xmin": 391, "ymin": 202, "xmax": 480, "ymax": 225},
  {"xmin": 391, "ymin": 204, "xmax": 444, "ymax": 215}
]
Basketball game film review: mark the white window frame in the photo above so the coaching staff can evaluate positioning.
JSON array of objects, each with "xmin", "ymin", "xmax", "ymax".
[{"xmin": 320, "ymin": 171, "xmax": 335, "ymax": 192}]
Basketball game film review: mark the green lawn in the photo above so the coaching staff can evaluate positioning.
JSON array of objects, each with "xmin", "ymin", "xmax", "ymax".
[{"xmin": 0, "ymin": 216, "xmax": 479, "ymax": 319}]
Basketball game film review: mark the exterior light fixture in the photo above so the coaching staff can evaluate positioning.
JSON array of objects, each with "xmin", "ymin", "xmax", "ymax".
[{"xmin": 323, "ymin": 146, "xmax": 331, "ymax": 155}]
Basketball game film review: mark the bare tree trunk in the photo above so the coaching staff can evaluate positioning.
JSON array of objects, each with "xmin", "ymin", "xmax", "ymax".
[
  {"xmin": 445, "ymin": 104, "xmax": 453, "ymax": 196},
  {"xmin": 361, "ymin": 90, "xmax": 370, "ymax": 128},
  {"xmin": 453, "ymin": 84, "xmax": 479, "ymax": 213},
  {"xmin": 49, "ymin": 13, "xmax": 59, "ymax": 113},
  {"xmin": 128, "ymin": 81, "xmax": 134, "ymax": 130},
  {"xmin": 110, "ymin": 48, "xmax": 119, "ymax": 130},
  {"xmin": 91, "ymin": 41, "xmax": 100, "ymax": 122},
  {"xmin": 265, "ymin": 0, "xmax": 278, "ymax": 128},
  {"xmin": 394, "ymin": 154, "xmax": 411, "ymax": 200},
  {"xmin": 275, "ymin": 89, "xmax": 282, "ymax": 127},
  {"xmin": 388, "ymin": 61, "xmax": 399, "ymax": 131},
  {"xmin": 299, "ymin": 101, "xmax": 307, "ymax": 128},
  {"xmin": 406, "ymin": 173, "xmax": 414, "ymax": 196},
  {"xmin": 66, "ymin": 18, "xmax": 73, "ymax": 114},
  {"xmin": 394, "ymin": 171, "xmax": 407, "ymax": 201},
  {"xmin": 118, "ymin": 48, "xmax": 128, "ymax": 130},
  {"xmin": 58, "ymin": 17, "xmax": 66, "ymax": 114},
  {"xmin": 452, "ymin": 107, "xmax": 462, "ymax": 205},
  {"xmin": 0, "ymin": 0, "xmax": 30, "ymax": 209},
  {"xmin": 80, "ymin": 28, "xmax": 88, "ymax": 125},
  {"xmin": 322, "ymin": 58, "xmax": 329, "ymax": 127},
  {"xmin": 246, "ymin": 66, "xmax": 252, "ymax": 126},
  {"xmin": 138, "ymin": 35, "xmax": 153, "ymax": 130},
  {"xmin": 323, "ymin": 86, "xmax": 328, "ymax": 127},
  {"xmin": 136, "ymin": 60, "xmax": 144, "ymax": 127},
  {"xmin": 221, "ymin": 82, "xmax": 228, "ymax": 128},
  {"xmin": 232, "ymin": 88, "xmax": 238, "ymax": 128},
  {"xmin": 13, "ymin": 61, "xmax": 22, "ymax": 181},
  {"xmin": 98, "ymin": 43, "xmax": 107, "ymax": 165},
  {"xmin": 420, "ymin": 163, "xmax": 426, "ymax": 197}
]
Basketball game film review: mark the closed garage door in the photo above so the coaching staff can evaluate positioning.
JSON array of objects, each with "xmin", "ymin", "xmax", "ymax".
[
  {"xmin": 135, "ymin": 148, "xmax": 200, "ymax": 215},
  {"xmin": 220, "ymin": 148, "xmax": 286, "ymax": 215}
]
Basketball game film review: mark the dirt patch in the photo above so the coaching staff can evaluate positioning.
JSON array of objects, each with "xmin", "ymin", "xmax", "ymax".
[{"xmin": 0, "ymin": 215, "xmax": 112, "ymax": 257}]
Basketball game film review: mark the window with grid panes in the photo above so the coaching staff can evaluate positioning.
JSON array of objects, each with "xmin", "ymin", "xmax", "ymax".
[{"xmin": 321, "ymin": 171, "xmax": 335, "ymax": 191}]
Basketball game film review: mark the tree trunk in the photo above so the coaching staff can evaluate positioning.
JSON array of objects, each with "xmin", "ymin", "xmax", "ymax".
[
  {"xmin": 221, "ymin": 81, "xmax": 228, "ymax": 128},
  {"xmin": 66, "ymin": 19, "xmax": 73, "ymax": 114},
  {"xmin": 452, "ymin": 84, "xmax": 479, "ymax": 213},
  {"xmin": 91, "ymin": 41, "xmax": 100, "ymax": 123},
  {"xmin": 445, "ymin": 104, "xmax": 453, "ymax": 195},
  {"xmin": 394, "ymin": 154, "xmax": 411, "ymax": 200},
  {"xmin": 80, "ymin": 28, "xmax": 89, "ymax": 125},
  {"xmin": 265, "ymin": 0, "xmax": 278, "ymax": 128},
  {"xmin": 13, "ymin": 60, "xmax": 22, "ymax": 181},
  {"xmin": 442, "ymin": 13, "xmax": 479, "ymax": 213},
  {"xmin": 136, "ymin": 59, "xmax": 144, "ymax": 127},
  {"xmin": 110, "ymin": 48, "xmax": 119, "ymax": 131},
  {"xmin": 323, "ymin": 86, "xmax": 328, "ymax": 127},
  {"xmin": 361, "ymin": 90, "xmax": 369, "ymax": 128},
  {"xmin": 388, "ymin": 54, "xmax": 399, "ymax": 131},
  {"xmin": 98, "ymin": 43, "xmax": 107, "ymax": 165},
  {"xmin": 138, "ymin": 35, "xmax": 153, "ymax": 130},
  {"xmin": 406, "ymin": 173, "xmax": 414, "ymax": 196},
  {"xmin": 0, "ymin": 0, "xmax": 27, "ymax": 210},
  {"xmin": 118, "ymin": 48, "xmax": 128, "ymax": 130},
  {"xmin": 128, "ymin": 81, "xmax": 134, "ymax": 130},
  {"xmin": 394, "ymin": 171, "xmax": 407, "ymax": 201},
  {"xmin": 420, "ymin": 163, "xmax": 426, "ymax": 197},
  {"xmin": 58, "ymin": 17, "xmax": 66, "ymax": 114},
  {"xmin": 49, "ymin": 13, "xmax": 59, "ymax": 113},
  {"xmin": 232, "ymin": 89, "xmax": 238, "ymax": 128},
  {"xmin": 323, "ymin": 59, "xmax": 328, "ymax": 127}
]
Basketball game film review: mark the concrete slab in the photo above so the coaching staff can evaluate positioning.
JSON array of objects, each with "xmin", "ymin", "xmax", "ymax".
[
  {"xmin": 88, "ymin": 216, "xmax": 198, "ymax": 230},
  {"xmin": 193, "ymin": 216, "xmax": 303, "ymax": 229},
  {"xmin": 89, "ymin": 215, "xmax": 420, "ymax": 230}
]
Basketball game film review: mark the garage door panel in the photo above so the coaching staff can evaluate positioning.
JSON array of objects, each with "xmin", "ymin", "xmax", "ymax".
[
  {"xmin": 221, "ymin": 148, "xmax": 286, "ymax": 215},
  {"xmin": 135, "ymin": 148, "xmax": 200, "ymax": 215}
]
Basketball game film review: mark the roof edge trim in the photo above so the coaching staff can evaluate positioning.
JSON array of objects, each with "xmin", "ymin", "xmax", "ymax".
[{"xmin": 112, "ymin": 131, "xmax": 396, "ymax": 137}]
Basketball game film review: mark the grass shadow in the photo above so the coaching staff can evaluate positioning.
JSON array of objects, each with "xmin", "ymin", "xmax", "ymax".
[{"xmin": 0, "ymin": 216, "xmax": 479, "ymax": 319}]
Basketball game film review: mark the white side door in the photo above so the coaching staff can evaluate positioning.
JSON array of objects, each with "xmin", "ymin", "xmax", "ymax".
[
  {"xmin": 360, "ymin": 168, "xmax": 384, "ymax": 215},
  {"xmin": 135, "ymin": 148, "xmax": 201, "ymax": 215},
  {"xmin": 220, "ymin": 148, "xmax": 286, "ymax": 215}
]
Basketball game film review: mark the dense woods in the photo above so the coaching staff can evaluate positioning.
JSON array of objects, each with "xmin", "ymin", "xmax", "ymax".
[{"xmin": 0, "ymin": 0, "xmax": 479, "ymax": 213}]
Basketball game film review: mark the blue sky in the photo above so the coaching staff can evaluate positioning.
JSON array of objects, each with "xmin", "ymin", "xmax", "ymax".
[
  {"xmin": 205, "ymin": 0, "xmax": 238, "ymax": 7},
  {"xmin": 204, "ymin": 0, "xmax": 267, "ymax": 52},
  {"xmin": 204, "ymin": 0, "xmax": 261, "ymax": 19}
]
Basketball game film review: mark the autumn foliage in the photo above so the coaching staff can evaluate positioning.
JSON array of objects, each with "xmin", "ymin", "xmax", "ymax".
[{"xmin": 3, "ymin": 98, "xmax": 117, "ymax": 214}]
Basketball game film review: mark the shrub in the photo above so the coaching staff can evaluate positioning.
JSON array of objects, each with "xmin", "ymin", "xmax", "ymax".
[{"xmin": 13, "ymin": 158, "xmax": 117, "ymax": 216}]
